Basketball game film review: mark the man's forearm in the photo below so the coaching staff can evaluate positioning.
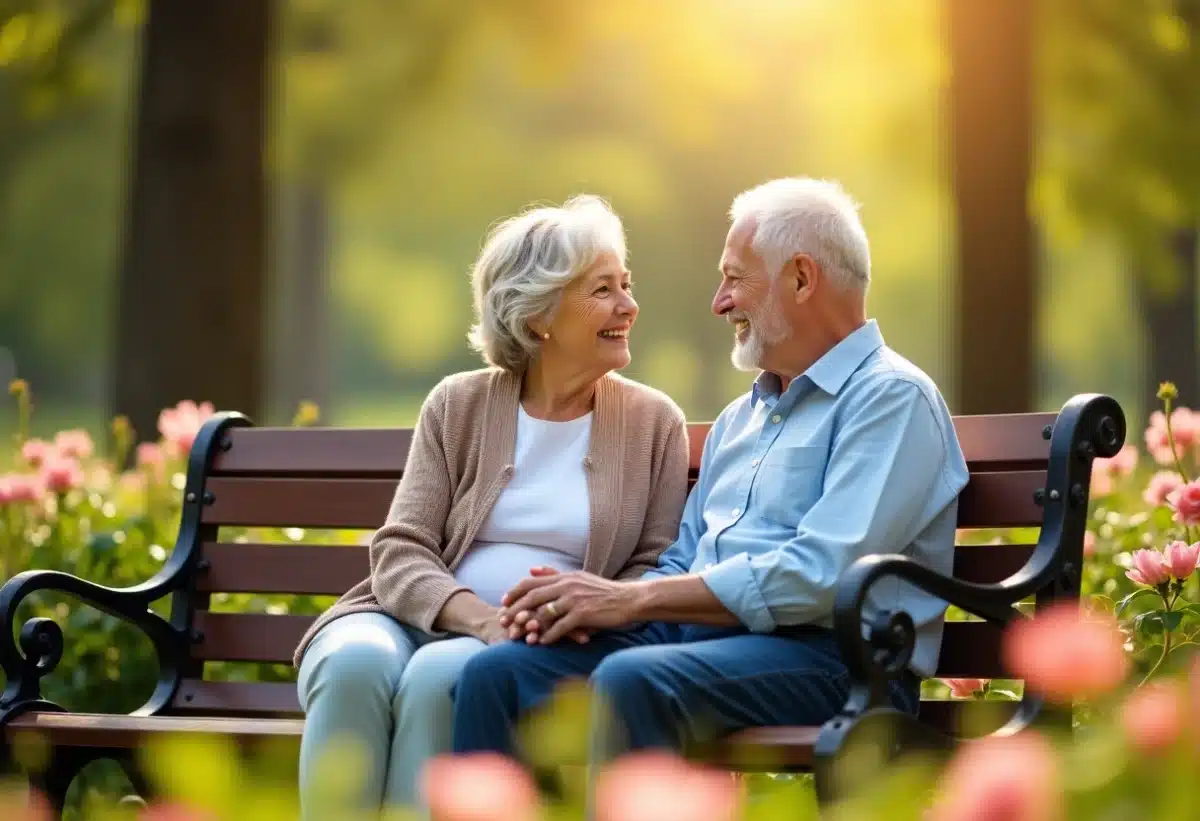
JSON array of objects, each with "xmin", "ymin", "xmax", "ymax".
[{"xmin": 627, "ymin": 575, "xmax": 741, "ymax": 626}]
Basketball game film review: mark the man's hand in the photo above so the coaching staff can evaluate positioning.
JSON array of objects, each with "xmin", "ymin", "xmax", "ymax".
[{"xmin": 500, "ymin": 569, "xmax": 642, "ymax": 645}]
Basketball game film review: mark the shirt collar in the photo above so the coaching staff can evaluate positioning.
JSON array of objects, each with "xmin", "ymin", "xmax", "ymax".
[{"xmin": 750, "ymin": 319, "xmax": 885, "ymax": 406}]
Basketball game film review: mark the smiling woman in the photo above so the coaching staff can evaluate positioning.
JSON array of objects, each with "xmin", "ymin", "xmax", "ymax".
[{"xmin": 290, "ymin": 193, "xmax": 691, "ymax": 821}]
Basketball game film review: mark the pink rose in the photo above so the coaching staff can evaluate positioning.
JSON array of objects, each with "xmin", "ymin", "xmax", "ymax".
[
  {"xmin": 1144, "ymin": 471, "xmax": 1184, "ymax": 507},
  {"xmin": 594, "ymin": 752, "xmax": 741, "ymax": 821},
  {"xmin": 39, "ymin": 456, "xmax": 83, "ymax": 494},
  {"xmin": 943, "ymin": 678, "xmax": 988, "ymax": 699},
  {"xmin": 928, "ymin": 732, "xmax": 1063, "ymax": 821},
  {"xmin": 157, "ymin": 400, "xmax": 215, "ymax": 455},
  {"xmin": 0, "ymin": 473, "xmax": 44, "ymax": 506},
  {"xmin": 1169, "ymin": 480, "xmax": 1200, "ymax": 526},
  {"xmin": 1127, "ymin": 548, "xmax": 1171, "ymax": 587},
  {"xmin": 1002, "ymin": 602, "xmax": 1129, "ymax": 704},
  {"xmin": 1163, "ymin": 541, "xmax": 1200, "ymax": 581},
  {"xmin": 20, "ymin": 439, "xmax": 50, "ymax": 468},
  {"xmin": 1121, "ymin": 680, "xmax": 1186, "ymax": 756},
  {"xmin": 1146, "ymin": 408, "xmax": 1197, "ymax": 466},
  {"xmin": 421, "ymin": 753, "xmax": 539, "ymax": 821},
  {"xmin": 53, "ymin": 429, "xmax": 94, "ymax": 460}
]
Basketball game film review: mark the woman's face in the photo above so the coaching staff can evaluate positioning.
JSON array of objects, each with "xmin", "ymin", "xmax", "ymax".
[{"xmin": 541, "ymin": 250, "xmax": 638, "ymax": 375}]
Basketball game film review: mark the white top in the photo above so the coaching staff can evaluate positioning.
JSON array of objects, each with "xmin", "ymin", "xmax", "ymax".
[{"xmin": 454, "ymin": 405, "xmax": 593, "ymax": 607}]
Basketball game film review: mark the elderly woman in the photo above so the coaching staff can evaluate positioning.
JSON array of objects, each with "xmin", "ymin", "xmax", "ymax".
[{"xmin": 292, "ymin": 194, "xmax": 689, "ymax": 818}]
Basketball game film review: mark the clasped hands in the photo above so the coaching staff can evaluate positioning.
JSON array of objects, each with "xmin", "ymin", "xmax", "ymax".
[{"xmin": 497, "ymin": 566, "xmax": 638, "ymax": 646}]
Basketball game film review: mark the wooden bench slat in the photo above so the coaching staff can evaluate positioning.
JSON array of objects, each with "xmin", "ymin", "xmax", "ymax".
[
  {"xmin": 173, "ymin": 680, "xmax": 301, "ymax": 716},
  {"xmin": 211, "ymin": 414, "xmax": 1054, "ymax": 480},
  {"xmin": 204, "ymin": 478, "xmax": 394, "ymax": 529},
  {"xmin": 198, "ymin": 543, "xmax": 369, "ymax": 594},
  {"xmin": 952, "ymin": 543, "xmax": 1034, "ymax": 583},
  {"xmin": 201, "ymin": 470, "xmax": 1044, "ymax": 531},
  {"xmin": 952, "ymin": 412, "xmax": 1054, "ymax": 470},
  {"xmin": 194, "ymin": 542, "xmax": 1034, "ymax": 595},
  {"xmin": 193, "ymin": 612, "xmax": 313, "ymax": 663},
  {"xmin": 2, "ymin": 712, "xmax": 304, "ymax": 748},
  {"xmin": 192, "ymin": 612, "xmax": 1008, "ymax": 678},
  {"xmin": 213, "ymin": 428, "xmax": 413, "ymax": 479},
  {"xmin": 957, "ymin": 471, "xmax": 1043, "ymax": 528}
]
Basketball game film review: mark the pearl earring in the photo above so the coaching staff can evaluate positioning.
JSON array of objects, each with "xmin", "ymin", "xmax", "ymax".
[{"xmin": 542, "ymin": 332, "xmax": 550, "ymax": 340}]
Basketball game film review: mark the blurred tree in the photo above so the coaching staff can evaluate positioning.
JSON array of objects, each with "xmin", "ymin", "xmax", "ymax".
[
  {"xmin": 947, "ymin": 0, "xmax": 1036, "ymax": 414},
  {"xmin": 1037, "ymin": 0, "xmax": 1200, "ymax": 405}
]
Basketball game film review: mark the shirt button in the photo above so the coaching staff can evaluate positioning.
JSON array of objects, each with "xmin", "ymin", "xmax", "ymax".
[
  {"xmin": 771, "ymin": 414, "xmax": 782, "ymax": 423},
  {"xmin": 732, "ymin": 507, "xmax": 741, "ymax": 517},
  {"xmin": 751, "ymin": 458, "xmax": 759, "ymax": 467}
]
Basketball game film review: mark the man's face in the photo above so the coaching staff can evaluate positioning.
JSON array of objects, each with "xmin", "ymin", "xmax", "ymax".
[{"xmin": 712, "ymin": 218, "xmax": 792, "ymax": 372}]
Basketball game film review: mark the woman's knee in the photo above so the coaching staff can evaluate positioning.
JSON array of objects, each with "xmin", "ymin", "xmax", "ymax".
[
  {"xmin": 298, "ymin": 615, "xmax": 413, "ymax": 708},
  {"xmin": 397, "ymin": 637, "xmax": 485, "ymax": 707}
]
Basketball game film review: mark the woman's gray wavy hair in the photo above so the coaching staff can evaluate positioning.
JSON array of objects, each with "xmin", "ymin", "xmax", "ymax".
[{"xmin": 467, "ymin": 194, "xmax": 627, "ymax": 372}]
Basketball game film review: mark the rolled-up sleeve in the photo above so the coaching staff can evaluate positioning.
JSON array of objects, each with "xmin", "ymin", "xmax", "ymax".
[{"xmin": 700, "ymin": 378, "xmax": 950, "ymax": 632}]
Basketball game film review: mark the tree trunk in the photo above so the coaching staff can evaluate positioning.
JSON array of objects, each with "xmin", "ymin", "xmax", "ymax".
[
  {"xmin": 947, "ymin": 0, "xmax": 1035, "ymax": 414},
  {"xmin": 110, "ymin": 0, "xmax": 272, "ymax": 441},
  {"xmin": 1136, "ymin": 228, "xmax": 1199, "ymax": 407},
  {"xmin": 268, "ymin": 180, "xmax": 331, "ymax": 423}
]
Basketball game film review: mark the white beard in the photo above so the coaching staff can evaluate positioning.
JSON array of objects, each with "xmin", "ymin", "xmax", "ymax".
[{"xmin": 730, "ymin": 302, "xmax": 791, "ymax": 372}]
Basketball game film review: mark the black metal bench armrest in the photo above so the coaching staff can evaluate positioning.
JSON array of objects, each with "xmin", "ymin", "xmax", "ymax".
[
  {"xmin": 831, "ymin": 392, "xmax": 1126, "ymax": 691},
  {"xmin": 0, "ymin": 412, "xmax": 253, "ymax": 722}
]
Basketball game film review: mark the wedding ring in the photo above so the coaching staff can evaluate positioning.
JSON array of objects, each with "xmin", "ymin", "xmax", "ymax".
[{"xmin": 545, "ymin": 601, "xmax": 559, "ymax": 619}]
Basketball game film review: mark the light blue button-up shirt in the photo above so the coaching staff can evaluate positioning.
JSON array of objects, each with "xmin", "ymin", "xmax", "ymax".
[{"xmin": 644, "ymin": 320, "xmax": 969, "ymax": 677}]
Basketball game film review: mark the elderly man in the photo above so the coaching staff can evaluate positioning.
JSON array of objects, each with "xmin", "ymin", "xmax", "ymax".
[{"xmin": 450, "ymin": 177, "xmax": 969, "ymax": 762}]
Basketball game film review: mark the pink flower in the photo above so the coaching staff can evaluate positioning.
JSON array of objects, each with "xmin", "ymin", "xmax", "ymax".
[
  {"xmin": 136, "ymin": 442, "xmax": 167, "ymax": 480},
  {"xmin": 1090, "ymin": 444, "xmax": 1139, "ymax": 496},
  {"xmin": 20, "ymin": 439, "xmax": 50, "ymax": 468},
  {"xmin": 1169, "ymin": 479, "xmax": 1200, "ymax": 525},
  {"xmin": 0, "ymin": 473, "xmax": 44, "ymax": 506},
  {"xmin": 1127, "ymin": 548, "xmax": 1172, "ymax": 587},
  {"xmin": 53, "ymin": 429, "xmax": 93, "ymax": 460},
  {"xmin": 421, "ymin": 753, "xmax": 539, "ymax": 821},
  {"xmin": 1144, "ymin": 470, "xmax": 1184, "ymax": 507},
  {"xmin": 1083, "ymin": 530, "xmax": 1097, "ymax": 558},
  {"xmin": 157, "ymin": 400, "xmax": 215, "ymax": 455},
  {"xmin": 594, "ymin": 752, "xmax": 741, "ymax": 821},
  {"xmin": 1002, "ymin": 602, "xmax": 1129, "ymax": 704},
  {"xmin": 39, "ymin": 456, "xmax": 84, "ymax": 494},
  {"xmin": 1146, "ymin": 408, "xmax": 1197, "ymax": 465},
  {"xmin": 1163, "ymin": 541, "xmax": 1200, "ymax": 581},
  {"xmin": 943, "ymin": 678, "xmax": 988, "ymax": 699},
  {"xmin": 928, "ymin": 732, "xmax": 1063, "ymax": 821},
  {"xmin": 1121, "ymin": 680, "xmax": 1186, "ymax": 756}
]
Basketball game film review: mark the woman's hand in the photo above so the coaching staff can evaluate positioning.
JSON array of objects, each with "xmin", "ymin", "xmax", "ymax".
[{"xmin": 475, "ymin": 615, "xmax": 512, "ymax": 646}]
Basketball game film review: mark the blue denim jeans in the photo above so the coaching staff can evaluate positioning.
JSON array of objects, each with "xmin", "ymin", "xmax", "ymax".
[{"xmin": 451, "ymin": 622, "xmax": 919, "ymax": 761}]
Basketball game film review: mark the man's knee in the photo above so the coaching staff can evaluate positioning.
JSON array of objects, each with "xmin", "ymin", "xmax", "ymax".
[{"xmin": 590, "ymin": 648, "xmax": 663, "ymax": 706}]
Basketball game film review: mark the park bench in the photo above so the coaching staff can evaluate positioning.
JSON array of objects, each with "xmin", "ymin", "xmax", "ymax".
[{"xmin": 0, "ymin": 392, "xmax": 1126, "ymax": 814}]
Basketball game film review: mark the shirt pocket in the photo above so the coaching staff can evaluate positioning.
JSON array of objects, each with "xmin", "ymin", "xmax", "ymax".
[{"xmin": 754, "ymin": 445, "xmax": 826, "ymax": 525}]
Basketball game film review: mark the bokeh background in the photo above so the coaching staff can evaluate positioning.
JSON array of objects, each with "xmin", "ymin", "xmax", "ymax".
[{"xmin": 1, "ymin": 0, "xmax": 1197, "ymax": 440}]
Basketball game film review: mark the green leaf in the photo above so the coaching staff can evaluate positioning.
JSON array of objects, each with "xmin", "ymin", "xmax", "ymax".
[
  {"xmin": 1162, "ymin": 610, "xmax": 1184, "ymax": 632},
  {"xmin": 1115, "ymin": 586, "xmax": 1158, "ymax": 615},
  {"xmin": 1135, "ymin": 611, "xmax": 1165, "ymax": 635}
]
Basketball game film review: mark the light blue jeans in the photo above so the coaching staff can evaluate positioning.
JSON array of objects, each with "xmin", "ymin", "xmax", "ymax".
[{"xmin": 296, "ymin": 612, "xmax": 487, "ymax": 819}]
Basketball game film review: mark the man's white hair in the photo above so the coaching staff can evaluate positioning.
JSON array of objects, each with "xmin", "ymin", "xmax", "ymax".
[
  {"xmin": 729, "ymin": 177, "xmax": 871, "ymax": 291},
  {"xmin": 467, "ymin": 194, "xmax": 626, "ymax": 372}
]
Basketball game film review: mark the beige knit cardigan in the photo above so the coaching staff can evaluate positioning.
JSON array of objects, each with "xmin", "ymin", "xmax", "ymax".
[{"xmin": 293, "ymin": 366, "xmax": 690, "ymax": 666}]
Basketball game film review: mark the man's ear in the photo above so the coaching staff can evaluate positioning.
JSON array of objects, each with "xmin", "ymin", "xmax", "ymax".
[{"xmin": 789, "ymin": 254, "xmax": 818, "ymax": 303}]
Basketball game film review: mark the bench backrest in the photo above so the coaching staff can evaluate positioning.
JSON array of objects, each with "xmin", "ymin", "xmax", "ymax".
[{"xmin": 170, "ymin": 413, "xmax": 1060, "ymax": 725}]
